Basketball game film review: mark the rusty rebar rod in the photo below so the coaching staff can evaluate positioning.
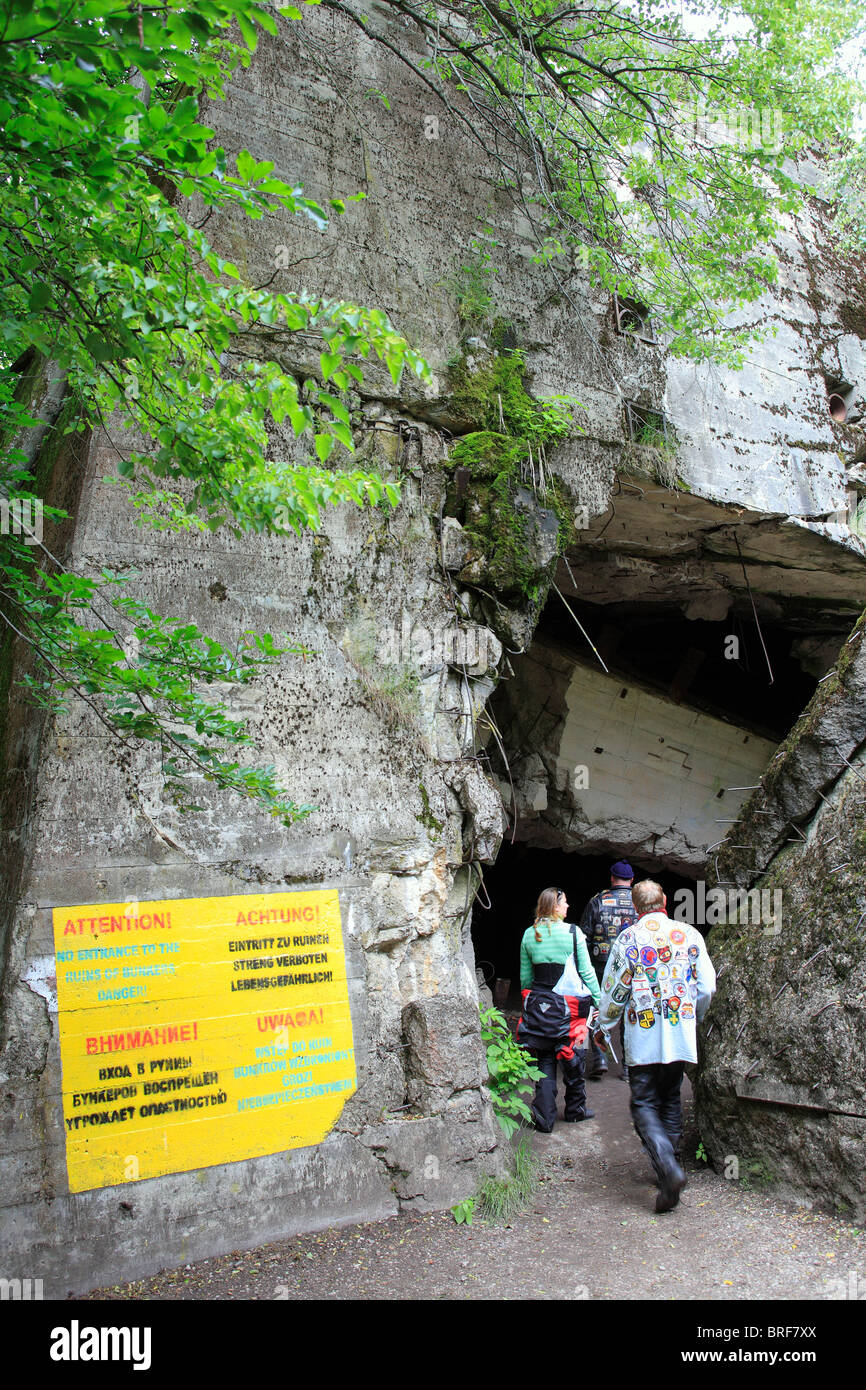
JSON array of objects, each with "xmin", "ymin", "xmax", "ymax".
[
  {"xmin": 551, "ymin": 581, "xmax": 609, "ymax": 674},
  {"xmin": 809, "ymin": 1002, "xmax": 837, "ymax": 1022},
  {"xmin": 834, "ymin": 753, "xmax": 865, "ymax": 786},
  {"xmin": 800, "ymin": 945, "xmax": 828, "ymax": 973}
]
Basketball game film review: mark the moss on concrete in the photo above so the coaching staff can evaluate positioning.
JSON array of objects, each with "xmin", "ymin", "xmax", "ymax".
[
  {"xmin": 416, "ymin": 779, "xmax": 444, "ymax": 835},
  {"xmin": 444, "ymin": 432, "xmax": 540, "ymax": 599},
  {"xmin": 446, "ymin": 345, "xmax": 575, "ymax": 448},
  {"xmin": 442, "ymin": 344, "xmax": 578, "ymax": 601}
]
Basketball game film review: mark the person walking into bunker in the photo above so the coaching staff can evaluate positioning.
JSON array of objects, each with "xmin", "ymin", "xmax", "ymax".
[
  {"xmin": 580, "ymin": 859, "xmax": 635, "ymax": 1080},
  {"xmin": 516, "ymin": 887, "xmax": 600, "ymax": 1132},
  {"xmin": 595, "ymin": 879, "xmax": 716, "ymax": 1212}
]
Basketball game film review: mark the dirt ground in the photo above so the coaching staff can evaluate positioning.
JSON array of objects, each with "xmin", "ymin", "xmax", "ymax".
[{"xmin": 80, "ymin": 1072, "xmax": 864, "ymax": 1303}]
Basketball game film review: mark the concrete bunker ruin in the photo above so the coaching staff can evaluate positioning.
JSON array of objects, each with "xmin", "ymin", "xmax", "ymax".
[
  {"xmin": 470, "ymin": 480, "xmax": 866, "ymax": 999},
  {"xmin": 3, "ymin": 2, "xmax": 866, "ymax": 1292}
]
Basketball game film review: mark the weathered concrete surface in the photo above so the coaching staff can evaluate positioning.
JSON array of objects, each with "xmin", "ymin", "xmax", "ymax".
[
  {"xmin": 696, "ymin": 735, "xmax": 866, "ymax": 1222},
  {"xmin": 666, "ymin": 197, "xmax": 866, "ymax": 523},
  {"xmin": 558, "ymin": 482, "xmax": 866, "ymax": 626},
  {"xmin": 3, "ymin": 3, "xmax": 866, "ymax": 1291}
]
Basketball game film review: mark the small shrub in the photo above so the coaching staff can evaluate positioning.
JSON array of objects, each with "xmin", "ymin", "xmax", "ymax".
[
  {"xmin": 450, "ymin": 230, "xmax": 500, "ymax": 324},
  {"xmin": 451, "ymin": 1196, "xmax": 476, "ymax": 1226},
  {"xmin": 476, "ymin": 1139, "xmax": 537, "ymax": 1221},
  {"xmin": 622, "ymin": 422, "xmax": 682, "ymax": 489},
  {"xmin": 451, "ymin": 1140, "xmax": 538, "ymax": 1226},
  {"xmin": 740, "ymin": 1157, "xmax": 775, "ymax": 1191},
  {"xmin": 480, "ymin": 1003, "xmax": 543, "ymax": 1137}
]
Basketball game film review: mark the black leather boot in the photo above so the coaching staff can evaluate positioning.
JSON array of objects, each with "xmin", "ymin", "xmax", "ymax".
[{"xmin": 629, "ymin": 1064, "xmax": 686, "ymax": 1211}]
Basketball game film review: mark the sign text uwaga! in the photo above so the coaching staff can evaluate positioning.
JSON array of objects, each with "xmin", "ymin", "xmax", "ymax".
[{"xmin": 52, "ymin": 891, "xmax": 356, "ymax": 1191}]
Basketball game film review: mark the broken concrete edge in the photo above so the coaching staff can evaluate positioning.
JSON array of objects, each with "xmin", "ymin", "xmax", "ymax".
[{"xmin": 713, "ymin": 607, "xmax": 866, "ymax": 888}]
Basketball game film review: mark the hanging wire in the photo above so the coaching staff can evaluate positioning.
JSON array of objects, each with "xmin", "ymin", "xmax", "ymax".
[{"xmin": 733, "ymin": 533, "xmax": 774, "ymax": 685}]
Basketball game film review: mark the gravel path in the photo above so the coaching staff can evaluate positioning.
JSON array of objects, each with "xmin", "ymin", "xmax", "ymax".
[{"xmin": 81, "ymin": 1074, "xmax": 864, "ymax": 1302}]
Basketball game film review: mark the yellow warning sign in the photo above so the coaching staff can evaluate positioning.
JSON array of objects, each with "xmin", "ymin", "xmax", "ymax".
[{"xmin": 52, "ymin": 891, "xmax": 356, "ymax": 1193}]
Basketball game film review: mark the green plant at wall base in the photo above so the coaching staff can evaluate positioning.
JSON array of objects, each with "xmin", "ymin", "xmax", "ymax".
[
  {"xmin": 480, "ymin": 1004, "xmax": 543, "ymax": 1137},
  {"xmin": 476, "ymin": 1138, "xmax": 537, "ymax": 1221},
  {"xmin": 740, "ymin": 1157, "xmax": 775, "ymax": 1191},
  {"xmin": 695, "ymin": 1140, "xmax": 709, "ymax": 1163},
  {"xmin": 452, "ymin": 1195, "xmax": 477, "ymax": 1226},
  {"xmin": 451, "ymin": 1138, "xmax": 537, "ymax": 1226}
]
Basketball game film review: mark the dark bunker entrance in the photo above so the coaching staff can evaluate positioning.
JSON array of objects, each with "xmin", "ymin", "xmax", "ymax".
[{"xmin": 472, "ymin": 845, "xmax": 694, "ymax": 1011}]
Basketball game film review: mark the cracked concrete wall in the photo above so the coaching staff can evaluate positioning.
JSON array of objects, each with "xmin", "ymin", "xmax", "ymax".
[
  {"xmin": 2, "ymin": 4, "xmax": 866, "ymax": 1289},
  {"xmin": 666, "ymin": 195, "xmax": 866, "ymax": 525}
]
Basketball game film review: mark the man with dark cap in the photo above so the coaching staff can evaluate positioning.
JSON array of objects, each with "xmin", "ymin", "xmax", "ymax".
[{"xmin": 580, "ymin": 861, "xmax": 635, "ymax": 1079}]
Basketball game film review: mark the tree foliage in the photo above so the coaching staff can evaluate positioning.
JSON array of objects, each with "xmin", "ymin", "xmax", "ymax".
[
  {"xmin": 327, "ymin": 0, "xmax": 865, "ymax": 361},
  {"xmin": 0, "ymin": 0, "xmax": 426, "ymax": 825}
]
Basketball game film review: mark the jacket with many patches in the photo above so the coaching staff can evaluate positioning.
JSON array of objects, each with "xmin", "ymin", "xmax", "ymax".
[
  {"xmin": 580, "ymin": 886, "xmax": 635, "ymax": 978},
  {"xmin": 598, "ymin": 911, "xmax": 716, "ymax": 1067}
]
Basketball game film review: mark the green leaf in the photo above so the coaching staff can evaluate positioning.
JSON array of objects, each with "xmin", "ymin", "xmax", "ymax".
[
  {"xmin": 319, "ymin": 350, "xmax": 341, "ymax": 381},
  {"xmin": 319, "ymin": 392, "xmax": 350, "ymax": 425},
  {"xmin": 83, "ymin": 333, "xmax": 119, "ymax": 363},
  {"xmin": 330, "ymin": 421, "xmax": 354, "ymax": 450},
  {"xmin": 28, "ymin": 283, "xmax": 52, "ymax": 311},
  {"xmin": 237, "ymin": 13, "xmax": 258, "ymax": 51},
  {"xmin": 314, "ymin": 433, "xmax": 334, "ymax": 463}
]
